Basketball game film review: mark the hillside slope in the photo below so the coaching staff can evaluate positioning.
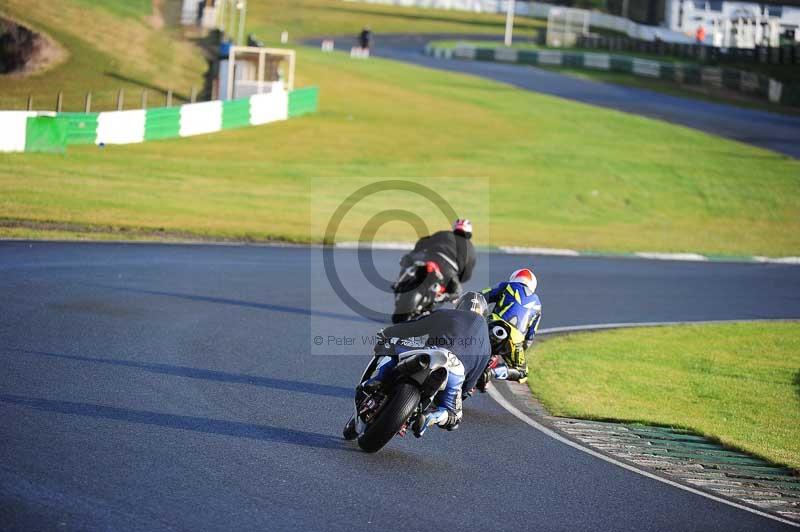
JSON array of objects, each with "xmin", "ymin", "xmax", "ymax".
[{"xmin": 0, "ymin": 0, "xmax": 207, "ymax": 111}]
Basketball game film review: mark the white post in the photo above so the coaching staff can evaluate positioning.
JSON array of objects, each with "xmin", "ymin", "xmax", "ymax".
[
  {"xmin": 288, "ymin": 50, "xmax": 295, "ymax": 91},
  {"xmin": 504, "ymin": 0, "xmax": 515, "ymax": 47},
  {"xmin": 217, "ymin": 0, "xmax": 225, "ymax": 33},
  {"xmin": 226, "ymin": 47, "xmax": 236, "ymax": 100},
  {"xmin": 257, "ymin": 49, "xmax": 266, "ymax": 94},
  {"xmin": 228, "ymin": 0, "xmax": 236, "ymax": 39},
  {"xmin": 237, "ymin": 0, "xmax": 247, "ymax": 46}
]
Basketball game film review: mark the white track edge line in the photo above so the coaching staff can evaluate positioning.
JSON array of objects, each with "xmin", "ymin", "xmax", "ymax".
[
  {"xmin": 489, "ymin": 318, "xmax": 800, "ymax": 528},
  {"xmin": 538, "ymin": 318, "xmax": 800, "ymax": 335},
  {"xmin": 486, "ymin": 386, "xmax": 800, "ymax": 528}
]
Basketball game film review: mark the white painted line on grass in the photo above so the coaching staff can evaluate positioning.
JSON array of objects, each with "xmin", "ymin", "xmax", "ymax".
[
  {"xmin": 537, "ymin": 318, "xmax": 798, "ymax": 335},
  {"xmin": 498, "ymin": 246, "xmax": 581, "ymax": 256},
  {"xmin": 335, "ymin": 241, "xmax": 414, "ymax": 250},
  {"xmin": 487, "ymin": 384, "xmax": 800, "ymax": 528},
  {"xmin": 755, "ymin": 256, "xmax": 800, "ymax": 264},
  {"xmin": 635, "ymin": 252, "xmax": 708, "ymax": 261}
]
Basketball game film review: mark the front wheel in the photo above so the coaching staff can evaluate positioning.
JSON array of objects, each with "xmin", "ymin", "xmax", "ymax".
[{"xmin": 357, "ymin": 382, "xmax": 421, "ymax": 453}]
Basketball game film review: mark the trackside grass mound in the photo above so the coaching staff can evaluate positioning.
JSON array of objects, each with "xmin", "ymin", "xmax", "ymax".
[
  {"xmin": 528, "ymin": 322, "xmax": 800, "ymax": 470},
  {"xmin": 2, "ymin": 2, "xmax": 799, "ymax": 255},
  {"xmin": 2, "ymin": 47, "xmax": 799, "ymax": 256},
  {"xmin": 245, "ymin": 0, "xmax": 545, "ymax": 41},
  {"xmin": 0, "ymin": 0, "xmax": 207, "ymax": 111}
]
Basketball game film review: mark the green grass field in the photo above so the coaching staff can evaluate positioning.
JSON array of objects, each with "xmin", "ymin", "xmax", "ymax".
[
  {"xmin": 1, "ymin": 1, "xmax": 799, "ymax": 256},
  {"xmin": 528, "ymin": 322, "xmax": 800, "ymax": 471},
  {"xmin": 244, "ymin": 0, "xmax": 545, "ymax": 42}
]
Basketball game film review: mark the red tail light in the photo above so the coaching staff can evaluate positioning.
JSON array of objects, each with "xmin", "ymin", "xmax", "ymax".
[{"xmin": 425, "ymin": 261, "xmax": 441, "ymax": 274}]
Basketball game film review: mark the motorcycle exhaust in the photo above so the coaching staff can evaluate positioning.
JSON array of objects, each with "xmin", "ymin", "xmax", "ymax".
[{"xmin": 394, "ymin": 354, "xmax": 430, "ymax": 376}]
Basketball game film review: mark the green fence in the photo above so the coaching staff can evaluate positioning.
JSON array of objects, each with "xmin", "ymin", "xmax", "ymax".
[
  {"xmin": 12, "ymin": 87, "xmax": 319, "ymax": 153},
  {"xmin": 288, "ymin": 86, "xmax": 319, "ymax": 118},
  {"xmin": 25, "ymin": 116, "xmax": 68, "ymax": 153},
  {"xmin": 62, "ymin": 113, "xmax": 99, "ymax": 146},
  {"xmin": 145, "ymin": 107, "xmax": 181, "ymax": 141},
  {"xmin": 222, "ymin": 98, "xmax": 252, "ymax": 130}
]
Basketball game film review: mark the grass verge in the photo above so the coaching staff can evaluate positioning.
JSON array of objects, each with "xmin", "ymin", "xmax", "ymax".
[
  {"xmin": 529, "ymin": 322, "xmax": 800, "ymax": 471},
  {"xmin": 2, "ymin": 2, "xmax": 799, "ymax": 256},
  {"xmin": 2, "ymin": 45, "xmax": 800, "ymax": 255}
]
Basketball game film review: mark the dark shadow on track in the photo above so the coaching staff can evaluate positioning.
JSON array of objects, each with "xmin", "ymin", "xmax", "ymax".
[
  {"xmin": 0, "ymin": 394, "xmax": 355, "ymax": 452},
  {"xmin": 13, "ymin": 350, "xmax": 354, "ymax": 399},
  {"xmin": 81, "ymin": 283, "xmax": 381, "ymax": 324}
]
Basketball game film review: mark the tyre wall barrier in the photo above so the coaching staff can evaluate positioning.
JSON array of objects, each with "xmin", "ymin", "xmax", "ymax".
[
  {"xmin": 426, "ymin": 44, "xmax": 796, "ymax": 107},
  {"xmin": 0, "ymin": 86, "xmax": 319, "ymax": 153}
]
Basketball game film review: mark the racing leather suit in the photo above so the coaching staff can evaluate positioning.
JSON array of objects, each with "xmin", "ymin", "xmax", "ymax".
[
  {"xmin": 400, "ymin": 231, "xmax": 476, "ymax": 298},
  {"xmin": 481, "ymin": 281, "xmax": 542, "ymax": 382},
  {"xmin": 369, "ymin": 309, "xmax": 490, "ymax": 432}
]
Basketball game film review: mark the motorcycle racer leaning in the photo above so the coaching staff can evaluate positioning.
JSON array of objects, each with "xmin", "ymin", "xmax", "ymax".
[
  {"xmin": 478, "ymin": 268, "xmax": 542, "ymax": 388},
  {"xmin": 397, "ymin": 219, "xmax": 477, "ymax": 301},
  {"xmin": 366, "ymin": 292, "xmax": 490, "ymax": 437}
]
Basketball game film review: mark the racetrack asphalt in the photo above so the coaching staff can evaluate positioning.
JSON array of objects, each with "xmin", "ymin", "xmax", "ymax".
[
  {"xmin": 1, "ymin": 242, "xmax": 799, "ymax": 531},
  {"xmin": 309, "ymin": 33, "xmax": 800, "ymax": 158}
]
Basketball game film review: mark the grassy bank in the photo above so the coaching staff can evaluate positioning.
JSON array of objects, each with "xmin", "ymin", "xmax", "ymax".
[
  {"xmin": 2, "ymin": 44, "xmax": 800, "ymax": 255},
  {"xmin": 245, "ymin": 0, "xmax": 545, "ymax": 41},
  {"xmin": 529, "ymin": 322, "xmax": 800, "ymax": 470},
  {"xmin": 0, "ymin": 0, "xmax": 207, "ymax": 111},
  {"xmin": 1, "ymin": 1, "xmax": 799, "ymax": 256}
]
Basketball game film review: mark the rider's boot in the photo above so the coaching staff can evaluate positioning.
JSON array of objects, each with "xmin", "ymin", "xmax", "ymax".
[
  {"xmin": 505, "ymin": 367, "xmax": 528, "ymax": 382},
  {"xmin": 412, "ymin": 407, "xmax": 450, "ymax": 438}
]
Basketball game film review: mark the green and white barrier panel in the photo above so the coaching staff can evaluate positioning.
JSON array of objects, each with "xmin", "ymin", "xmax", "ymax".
[
  {"xmin": 426, "ymin": 44, "xmax": 799, "ymax": 107},
  {"xmin": 0, "ymin": 86, "xmax": 319, "ymax": 153}
]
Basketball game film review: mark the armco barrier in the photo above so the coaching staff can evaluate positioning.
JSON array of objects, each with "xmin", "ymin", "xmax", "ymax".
[
  {"xmin": 0, "ymin": 86, "xmax": 319, "ymax": 153},
  {"xmin": 426, "ymin": 44, "xmax": 796, "ymax": 107}
]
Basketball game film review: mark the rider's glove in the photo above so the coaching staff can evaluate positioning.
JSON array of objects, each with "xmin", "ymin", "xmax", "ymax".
[{"xmin": 475, "ymin": 367, "xmax": 492, "ymax": 392}]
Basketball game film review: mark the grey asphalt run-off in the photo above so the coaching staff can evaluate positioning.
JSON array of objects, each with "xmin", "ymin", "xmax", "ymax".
[
  {"xmin": 1, "ymin": 241, "xmax": 800, "ymax": 531},
  {"xmin": 305, "ymin": 33, "xmax": 800, "ymax": 158}
]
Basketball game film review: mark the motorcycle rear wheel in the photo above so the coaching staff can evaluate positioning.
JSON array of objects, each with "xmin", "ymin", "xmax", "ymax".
[
  {"xmin": 357, "ymin": 382, "xmax": 421, "ymax": 453},
  {"xmin": 392, "ymin": 290, "xmax": 424, "ymax": 323}
]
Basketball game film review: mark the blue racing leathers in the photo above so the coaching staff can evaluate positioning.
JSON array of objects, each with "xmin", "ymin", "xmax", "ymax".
[
  {"xmin": 481, "ymin": 281, "xmax": 542, "ymax": 380},
  {"xmin": 380, "ymin": 309, "xmax": 490, "ymax": 430}
]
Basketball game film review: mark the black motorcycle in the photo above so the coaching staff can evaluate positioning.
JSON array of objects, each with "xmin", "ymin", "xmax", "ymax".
[
  {"xmin": 391, "ymin": 259, "xmax": 449, "ymax": 323},
  {"xmin": 342, "ymin": 338, "xmax": 452, "ymax": 453}
]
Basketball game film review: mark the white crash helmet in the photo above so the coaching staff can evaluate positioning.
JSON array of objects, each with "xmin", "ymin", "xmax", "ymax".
[
  {"xmin": 509, "ymin": 268, "xmax": 537, "ymax": 293},
  {"xmin": 452, "ymin": 218, "xmax": 473, "ymax": 239}
]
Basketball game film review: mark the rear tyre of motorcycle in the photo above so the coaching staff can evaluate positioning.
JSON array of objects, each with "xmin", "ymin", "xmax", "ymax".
[
  {"xmin": 392, "ymin": 290, "xmax": 423, "ymax": 324},
  {"xmin": 357, "ymin": 382, "xmax": 421, "ymax": 453}
]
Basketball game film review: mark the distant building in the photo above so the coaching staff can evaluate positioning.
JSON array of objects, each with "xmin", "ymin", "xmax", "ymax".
[{"xmin": 605, "ymin": 1, "xmax": 799, "ymax": 45}]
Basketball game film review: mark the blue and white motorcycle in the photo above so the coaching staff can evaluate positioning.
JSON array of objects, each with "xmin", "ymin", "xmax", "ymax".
[{"xmin": 343, "ymin": 337, "xmax": 453, "ymax": 453}]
